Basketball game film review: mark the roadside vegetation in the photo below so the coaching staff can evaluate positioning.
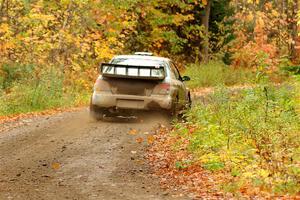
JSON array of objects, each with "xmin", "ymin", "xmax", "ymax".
[
  {"xmin": 184, "ymin": 61, "xmax": 256, "ymax": 88},
  {"xmin": 0, "ymin": 66, "xmax": 90, "ymax": 116},
  {"xmin": 172, "ymin": 79, "xmax": 300, "ymax": 194},
  {"xmin": 1, "ymin": 0, "xmax": 300, "ymax": 197},
  {"xmin": 1, "ymin": 0, "xmax": 299, "ymax": 116}
]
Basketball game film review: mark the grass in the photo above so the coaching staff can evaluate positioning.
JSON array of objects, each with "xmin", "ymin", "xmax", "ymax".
[
  {"xmin": 173, "ymin": 81, "xmax": 300, "ymax": 195},
  {"xmin": 184, "ymin": 61, "xmax": 256, "ymax": 88},
  {"xmin": 0, "ymin": 67, "xmax": 90, "ymax": 116}
]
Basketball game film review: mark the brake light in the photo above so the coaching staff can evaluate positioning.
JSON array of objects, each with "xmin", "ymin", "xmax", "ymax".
[
  {"xmin": 153, "ymin": 83, "xmax": 170, "ymax": 95},
  {"xmin": 158, "ymin": 83, "xmax": 170, "ymax": 90}
]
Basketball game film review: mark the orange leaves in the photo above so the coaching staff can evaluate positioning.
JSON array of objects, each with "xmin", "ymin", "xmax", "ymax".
[
  {"xmin": 230, "ymin": 7, "xmax": 282, "ymax": 71},
  {"xmin": 146, "ymin": 124, "xmax": 225, "ymax": 198},
  {"xmin": 135, "ymin": 137, "xmax": 144, "ymax": 143},
  {"xmin": 128, "ymin": 129, "xmax": 138, "ymax": 135},
  {"xmin": 188, "ymin": 127, "xmax": 196, "ymax": 134},
  {"xmin": 147, "ymin": 135, "xmax": 155, "ymax": 144},
  {"xmin": 128, "ymin": 128, "xmax": 156, "ymax": 145},
  {"xmin": 201, "ymin": 0, "xmax": 208, "ymax": 6},
  {"xmin": 51, "ymin": 162, "xmax": 61, "ymax": 170}
]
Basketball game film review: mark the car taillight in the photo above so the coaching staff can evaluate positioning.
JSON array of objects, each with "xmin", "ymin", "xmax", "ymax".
[
  {"xmin": 159, "ymin": 83, "xmax": 170, "ymax": 89},
  {"xmin": 153, "ymin": 83, "xmax": 170, "ymax": 95},
  {"xmin": 94, "ymin": 79, "xmax": 111, "ymax": 92}
]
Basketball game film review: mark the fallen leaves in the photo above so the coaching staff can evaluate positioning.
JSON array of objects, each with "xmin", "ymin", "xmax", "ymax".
[
  {"xmin": 146, "ymin": 123, "xmax": 299, "ymax": 199},
  {"xmin": 128, "ymin": 129, "xmax": 138, "ymax": 135},
  {"xmin": 146, "ymin": 125, "xmax": 228, "ymax": 199},
  {"xmin": 51, "ymin": 162, "xmax": 61, "ymax": 170},
  {"xmin": 147, "ymin": 135, "xmax": 155, "ymax": 144},
  {"xmin": 135, "ymin": 137, "xmax": 144, "ymax": 143},
  {"xmin": 128, "ymin": 128, "xmax": 157, "ymax": 145}
]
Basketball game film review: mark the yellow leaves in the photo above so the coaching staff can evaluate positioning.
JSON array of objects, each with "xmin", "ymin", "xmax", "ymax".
[
  {"xmin": 29, "ymin": 13, "xmax": 55, "ymax": 22},
  {"xmin": 94, "ymin": 35, "xmax": 122, "ymax": 61},
  {"xmin": 108, "ymin": 37, "xmax": 117, "ymax": 43},
  {"xmin": 0, "ymin": 23, "xmax": 15, "ymax": 56},
  {"xmin": 173, "ymin": 14, "xmax": 194, "ymax": 26},
  {"xmin": 257, "ymin": 169, "xmax": 269, "ymax": 178},
  {"xmin": 256, "ymin": 17, "xmax": 265, "ymax": 29},
  {"xmin": 128, "ymin": 129, "xmax": 138, "ymax": 135},
  {"xmin": 61, "ymin": 0, "xmax": 72, "ymax": 6},
  {"xmin": 0, "ymin": 23, "xmax": 10, "ymax": 34},
  {"xmin": 201, "ymin": 0, "xmax": 208, "ymax": 6},
  {"xmin": 271, "ymin": 10, "xmax": 279, "ymax": 18},
  {"xmin": 94, "ymin": 41, "xmax": 114, "ymax": 60},
  {"xmin": 63, "ymin": 32, "xmax": 75, "ymax": 44},
  {"xmin": 147, "ymin": 135, "xmax": 155, "ymax": 144},
  {"xmin": 108, "ymin": 28, "xmax": 116, "ymax": 33},
  {"xmin": 247, "ymin": 0, "xmax": 259, "ymax": 4},
  {"xmin": 246, "ymin": 13, "xmax": 254, "ymax": 22},
  {"xmin": 90, "ymin": 32, "xmax": 103, "ymax": 40},
  {"xmin": 80, "ymin": 43, "xmax": 90, "ymax": 53},
  {"xmin": 25, "ymin": 11, "xmax": 55, "ymax": 27},
  {"xmin": 51, "ymin": 162, "xmax": 61, "ymax": 170}
]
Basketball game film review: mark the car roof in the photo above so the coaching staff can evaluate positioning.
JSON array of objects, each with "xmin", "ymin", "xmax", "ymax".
[{"xmin": 112, "ymin": 55, "xmax": 170, "ymax": 63}]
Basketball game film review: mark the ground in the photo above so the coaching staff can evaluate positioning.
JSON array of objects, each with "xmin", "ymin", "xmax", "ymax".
[{"xmin": 0, "ymin": 109, "xmax": 191, "ymax": 200}]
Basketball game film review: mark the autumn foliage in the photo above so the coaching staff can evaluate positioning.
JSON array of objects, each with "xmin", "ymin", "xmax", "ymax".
[{"xmin": 1, "ymin": 0, "xmax": 300, "ymax": 198}]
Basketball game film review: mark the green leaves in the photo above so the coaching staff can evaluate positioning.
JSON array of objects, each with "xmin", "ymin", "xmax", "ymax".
[{"xmin": 181, "ymin": 83, "xmax": 300, "ymax": 194}]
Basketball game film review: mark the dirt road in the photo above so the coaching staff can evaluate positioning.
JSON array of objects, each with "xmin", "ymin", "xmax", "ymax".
[{"xmin": 0, "ymin": 110, "xmax": 189, "ymax": 200}]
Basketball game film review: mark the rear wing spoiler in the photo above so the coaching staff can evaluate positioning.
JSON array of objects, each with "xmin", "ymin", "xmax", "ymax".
[{"xmin": 99, "ymin": 63, "xmax": 166, "ymax": 80}]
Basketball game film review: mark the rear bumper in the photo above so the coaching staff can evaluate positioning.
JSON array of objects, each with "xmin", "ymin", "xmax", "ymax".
[{"xmin": 92, "ymin": 92, "xmax": 172, "ymax": 110}]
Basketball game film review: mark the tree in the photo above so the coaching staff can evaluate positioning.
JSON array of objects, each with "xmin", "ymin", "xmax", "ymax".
[
  {"xmin": 201, "ymin": 0, "xmax": 212, "ymax": 63},
  {"xmin": 291, "ymin": 0, "xmax": 300, "ymax": 63}
]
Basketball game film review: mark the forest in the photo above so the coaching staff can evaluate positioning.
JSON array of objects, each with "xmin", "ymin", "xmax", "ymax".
[
  {"xmin": 1, "ymin": 0, "xmax": 300, "ymax": 113},
  {"xmin": 0, "ymin": 0, "xmax": 300, "ymax": 197}
]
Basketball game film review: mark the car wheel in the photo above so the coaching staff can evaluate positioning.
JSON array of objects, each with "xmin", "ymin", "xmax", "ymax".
[
  {"xmin": 187, "ymin": 92, "xmax": 192, "ymax": 109},
  {"xmin": 171, "ymin": 96, "xmax": 189, "ymax": 122},
  {"xmin": 171, "ymin": 97, "xmax": 180, "ymax": 118}
]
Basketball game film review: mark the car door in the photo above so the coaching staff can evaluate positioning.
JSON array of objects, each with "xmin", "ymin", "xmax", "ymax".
[{"xmin": 169, "ymin": 61, "xmax": 187, "ymax": 108}]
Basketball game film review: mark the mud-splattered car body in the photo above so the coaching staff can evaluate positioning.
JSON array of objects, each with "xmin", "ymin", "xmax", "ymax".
[{"xmin": 90, "ymin": 53, "xmax": 191, "ymax": 119}]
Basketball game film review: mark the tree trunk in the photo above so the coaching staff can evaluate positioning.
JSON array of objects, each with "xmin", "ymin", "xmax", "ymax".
[
  {"xmin": 201, "ymin": 0, "xmax": 211, "ymax": 63},
  {"xmin": 291, "ymin": 0, "xmax": 300, "ymax": 63}
]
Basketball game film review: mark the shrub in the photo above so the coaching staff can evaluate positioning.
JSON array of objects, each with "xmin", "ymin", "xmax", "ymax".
[
  {"xmin": 174, "ymin": 82, "xmax": 300, "ymax": 194},
  {"xmin": 0, "ymin": 63, "xmax": 35, "ymax": 89},
  {"xmin": 0, "ymin": 67, "xmax": 90, "ymax": 116},
  {"xmin": 281, "ymin": 66, "xmax": 300, "ymax": 75},
  {"xmin": 184, "ymin": 61, "xmax": 255, "ymax": 88}
]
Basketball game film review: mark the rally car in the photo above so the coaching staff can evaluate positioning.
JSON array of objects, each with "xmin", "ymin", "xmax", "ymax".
[{"xmin": 90, "ymin": 52, "xmax": 191, "ymax": 120}]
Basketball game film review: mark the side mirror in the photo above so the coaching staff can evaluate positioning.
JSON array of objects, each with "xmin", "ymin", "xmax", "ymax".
[{"xmin": 182, "ymin": 76, "xmax": 191, "ymax": 81}]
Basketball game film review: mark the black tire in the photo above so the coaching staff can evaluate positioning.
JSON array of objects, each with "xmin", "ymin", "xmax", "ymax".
[
  {"xmin": 171, "ymin": 95, "xmax": 190, "ymax": 122},
  {"xmin": 180, "ymin": 95, "xmax": 191, "ymax": 122},
  {"xmin": 171, "ymin": 96, "xmax": 180, "ymax": 119},
  {"xmin": 187, "ymin": 92, "xmax": 192, "ymax": 109}
]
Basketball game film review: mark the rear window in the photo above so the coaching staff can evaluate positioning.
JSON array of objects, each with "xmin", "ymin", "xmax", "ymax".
[{"xmin": 101, "ymin": 58, "xmax": 166, "ymax": 79}]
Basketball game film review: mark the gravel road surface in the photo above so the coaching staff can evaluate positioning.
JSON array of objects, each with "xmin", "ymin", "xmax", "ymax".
[{"xmin": 0, "ymin": 110, "xmax": 189, "ymax": 200}]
